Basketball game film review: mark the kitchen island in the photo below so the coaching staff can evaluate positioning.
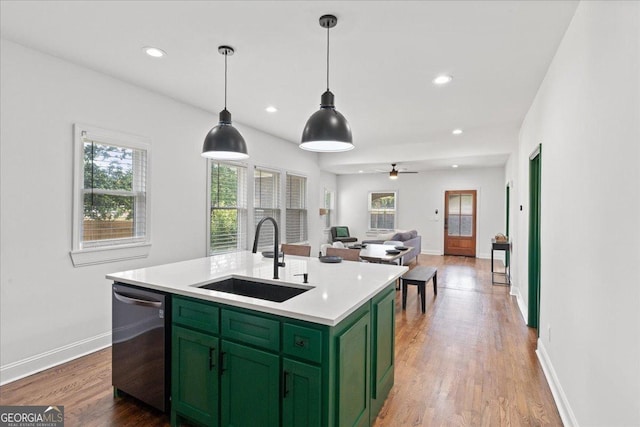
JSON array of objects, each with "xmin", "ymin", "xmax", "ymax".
[{"xmin": 108, "ymin": 252, "xmax": 407, "ymax": 427}]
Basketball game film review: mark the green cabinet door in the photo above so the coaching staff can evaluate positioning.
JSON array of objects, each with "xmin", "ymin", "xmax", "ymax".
[
  {"xmin": 336, "ymin": 313, "xmax": 371, "ymax": 427},
  {"xmin": 282, "ymin": 358, "xmax": 322, "ymax": 427},
  {"xmin": 370, "ymin": 289, "xmax": 395, "ymax": 417},
  {"xmin": 171, "ymin": 325, "xmax": 219, "ymax": 427},
  {"xmin": 220, "ymin": 340, "xmax": 279, "ymax": 427}
]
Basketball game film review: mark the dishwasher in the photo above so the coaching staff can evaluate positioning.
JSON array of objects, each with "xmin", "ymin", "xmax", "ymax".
[{"xmin": 112, "ymin": 283, "xmax": 171, "ymax": 412}]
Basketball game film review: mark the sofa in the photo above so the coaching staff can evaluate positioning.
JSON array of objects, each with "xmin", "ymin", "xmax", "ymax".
[{"xmin": 363, "ymin": 229, "xmax": 421, "ymax": 266}]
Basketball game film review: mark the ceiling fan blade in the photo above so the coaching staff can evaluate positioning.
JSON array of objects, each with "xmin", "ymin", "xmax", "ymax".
[{"xmin": 399, "ymin": 171, "xmax": 419, "ymax": 174}]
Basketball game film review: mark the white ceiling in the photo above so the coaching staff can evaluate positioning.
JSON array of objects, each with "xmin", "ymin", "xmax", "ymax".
[{"xmin": 0, "ymin": 0, "xmax": 578, "ymax": 175}]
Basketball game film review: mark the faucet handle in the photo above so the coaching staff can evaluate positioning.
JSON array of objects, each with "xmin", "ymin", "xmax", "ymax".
[{"xmin": 294, "ymin": 273, "xmax": 309, "ymax": 284}]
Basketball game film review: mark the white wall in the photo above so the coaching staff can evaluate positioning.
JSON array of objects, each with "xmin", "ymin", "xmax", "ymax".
[
  {"xmin": 0, "ymin": 39, "xmax": 329, "ymax": 383},
  {"xmin": 516, "ymin": 2, "xmax": 640, "ymax": 425},
  {"xmin": 504, "ymin": 147, "xmax": 526, "ymax": 320},
  {"xmin": 337, "ymin": 167, "xmax": 506, "ymax": 258}
]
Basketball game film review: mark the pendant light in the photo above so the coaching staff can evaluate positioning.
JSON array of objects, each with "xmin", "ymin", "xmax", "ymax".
[
  {"xmin": 300, "ymin": 14, "xmax": 353, "ymax": 152},
  {"xmin": 202, "ymin": 46, "xmax": 249, "ymax": 160}
]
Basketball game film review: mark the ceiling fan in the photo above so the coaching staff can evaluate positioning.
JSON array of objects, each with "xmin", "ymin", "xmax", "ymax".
[{"xmin": 384, "ymin": 163, "xmax": 418, "ymax": 180}]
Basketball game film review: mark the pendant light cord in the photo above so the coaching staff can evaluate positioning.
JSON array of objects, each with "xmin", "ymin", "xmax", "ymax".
[
  {"xmin": 224, "ymin": 51, "xmax": 228, "ymax": 109},
  {"xmin": 326, "ymin": 24, "xmax": 330, "ymax": 91}
]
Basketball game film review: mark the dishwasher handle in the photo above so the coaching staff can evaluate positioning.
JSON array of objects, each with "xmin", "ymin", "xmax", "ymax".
[{"xmin": 113, "ymin": 288, "xmax": 163, "ymax": 308}]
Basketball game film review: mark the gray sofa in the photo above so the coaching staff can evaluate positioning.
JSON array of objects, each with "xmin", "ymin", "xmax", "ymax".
[{"xmin": 363, "ymin": 229, "xmax": 421, "ymax": 266}]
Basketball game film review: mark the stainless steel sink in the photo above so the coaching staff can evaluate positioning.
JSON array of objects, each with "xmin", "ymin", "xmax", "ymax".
[{"xmin": 198, "ymin": 278, "xmax": 310, "ymax": 302}]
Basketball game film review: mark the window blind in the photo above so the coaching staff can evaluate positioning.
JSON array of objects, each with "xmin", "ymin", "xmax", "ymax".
[
  {"xmin": 210, "ymin": 162, "xmax": 248, "ymax": 254},
  {"xmin": 81, "ymin": 135, "xmax": 148, "ymax": 248},
  {"xmin": 254, "ymin": 167, "xmax": 281, "ymax": 251},
  {"xmin": 286, "ymin": 174, "xmax": 308, "ymax": 243},
  {"xmin": 369, "ymin": 191, "xmax": 397, "ymax": 230}
]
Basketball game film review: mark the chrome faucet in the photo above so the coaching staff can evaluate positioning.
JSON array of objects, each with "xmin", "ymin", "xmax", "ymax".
[{"xmin": 252, "ymin": 216, "xmax": 284, "ymax": 279}]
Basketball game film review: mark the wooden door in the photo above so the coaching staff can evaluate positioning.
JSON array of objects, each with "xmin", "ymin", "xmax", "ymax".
[{"xmin": 444, "ymin": 190, "xmax": 477, "ymax": 257}]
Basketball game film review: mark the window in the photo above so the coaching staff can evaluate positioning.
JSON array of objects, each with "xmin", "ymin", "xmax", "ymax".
[
  {"xmin": 209, "ymin": 161, "xmax": 248, "ymax": 254},
  {"xmin": 369, "ymin": 191, "xmax": 397, "ymax": 230},
  {"xmin": 71, "ymin": 124, "xmax": 151, "ymax": 266},
  {"xmin": 254, "ymin": 167, "xmax": 281, "ymax": 251},
  {"xmin": 323, "ymin": 188, "xmax": 334, "ymax": 229},
  {"xmin": 285, "ymin": 174, "xmax": 308, "ymax": 244}
]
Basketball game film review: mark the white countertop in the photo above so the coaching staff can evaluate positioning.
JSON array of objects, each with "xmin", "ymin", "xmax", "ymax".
[{"xmin": 107, "ymin": 251, "xmax": 408, "ymax": 326}]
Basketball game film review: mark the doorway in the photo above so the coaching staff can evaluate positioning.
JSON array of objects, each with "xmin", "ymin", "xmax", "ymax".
[
  {"xmin": 505, "ymin": 184, "xmax": 510, "ymax": 269},
  {"xmin": 444, "ymin": 190, "xmax": 477, "ymax": 257},
  {"xmin": 528, "ymin": 145, "xmax": 541, "ymax": 329}
]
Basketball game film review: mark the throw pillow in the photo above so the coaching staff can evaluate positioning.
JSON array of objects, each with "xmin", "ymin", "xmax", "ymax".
[{"xmin": 392, "ymin": 231, "xmax": 412, "ymax": 241}]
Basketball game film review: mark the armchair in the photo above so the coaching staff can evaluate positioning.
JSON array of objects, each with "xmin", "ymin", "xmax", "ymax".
[{"xmin": 330, "ymin": 226, "xmax": 358, "ymax": 244}]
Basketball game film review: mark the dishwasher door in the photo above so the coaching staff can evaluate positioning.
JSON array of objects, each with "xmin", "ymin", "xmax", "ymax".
[{"xmin": 112, "ymin": 284, "xmax": 169, "ymax": 412}]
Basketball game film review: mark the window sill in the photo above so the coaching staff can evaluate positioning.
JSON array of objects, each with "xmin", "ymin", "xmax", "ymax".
[{"xmin": 70, "ymin": 243, "xmax": 151, "ymax": 267}]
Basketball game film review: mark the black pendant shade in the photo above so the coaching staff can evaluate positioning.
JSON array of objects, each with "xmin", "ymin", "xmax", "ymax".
[
  {"xmin": 301, "ymin": 90, "xmax": 353, "ymax": 152},
  {"xmin": 202, "ymin": 109, "xmax": 248, "ymax": 160},
  {"xmin": 300, "ymin": 14, "xmax": 354, "ymax": 153},
  {"xmin": 202, "ymin": 46, "xmax": 249, "ymax": 160}
]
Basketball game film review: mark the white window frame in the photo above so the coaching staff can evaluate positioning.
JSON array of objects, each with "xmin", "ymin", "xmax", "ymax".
[
  {"xmin": 368, "ymin": 191, "xmax": 397, "ymax": 231},
  {"xmin": 70, "ymin": 124, "xmax": 151, "ymax": 267},
  {"xmin": 323, "ymin": 188, "xmax": 334, "ymax": 230},
  {"xmin": 207, "ymin": 160, "xmax": 249, "ymax": 255}
]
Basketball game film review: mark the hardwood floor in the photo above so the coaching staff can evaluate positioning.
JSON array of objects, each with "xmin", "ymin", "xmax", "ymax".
[
  {"xmin": 0, "ymin": 255, "xmax": 562, "ymax": 426},
  {"xmin": 374, "ymin": 255, "xmax": 561, "ymax": 426}
]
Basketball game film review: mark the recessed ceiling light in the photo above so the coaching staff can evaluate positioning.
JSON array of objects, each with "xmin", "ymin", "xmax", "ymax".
[
  {"xmin": 265, "ymin": 106, "xmax": 278, "ymax": 113},
  {"xmin": 143, "ymin": 46, "xmax": 166, "ymax": 58},
  {"xmin": 433, "ymin": 74, "xmax": 453, "ymax": 85},
  {"xmin": 452, "ymin": 129, "xmax": 463, "ymax": 135},
  {"xmin": 452, "ymin": 164, "xmax": 459, "ymax": 168},
  {"xmin": 358, "ymin": 170, "xmax": 364, "ymax": 173}
]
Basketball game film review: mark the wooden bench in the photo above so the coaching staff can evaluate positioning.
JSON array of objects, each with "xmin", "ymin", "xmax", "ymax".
[{"xmin": 401, "ymin": 266, "xmax": 437, "ymax": 313}]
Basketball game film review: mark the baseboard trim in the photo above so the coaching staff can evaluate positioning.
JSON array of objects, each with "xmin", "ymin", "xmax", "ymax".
[
  {"xmin": 420, "ymin": 249, "xmax": 442, "ymax": 256},
  {"xmin": 0, "ymin": 331, "xmax": 112, "ymax": 386},
  {"xmin": 510, "ymin": 286, "xmax": 528, "ymax": 323},
  {"xmin": 536, "ymin": 340, "xmax": 579, "ymax": 427}
]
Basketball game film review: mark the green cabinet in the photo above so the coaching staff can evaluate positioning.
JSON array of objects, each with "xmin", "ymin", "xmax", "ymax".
[
  {"xmin": 171, "ymin": 283, "xmax": 395, "ymax": 427},
  {"xmin": 336, "ymin": 312, "xmax": 371, "ymax": 427},
  {"xmin": 220, "ymin": 340, "xmax": 280, "ymax": 427},
  {"xmin": 282, "ymin": 358, "xmax": 322, "ymax": 427},
  {"xmin": 171, "ymin": 326, "xmax": 219, "ymax": 427},
  {"xmin": 370, "ymin": 288, "xmax": 395, "ymax": 416}
]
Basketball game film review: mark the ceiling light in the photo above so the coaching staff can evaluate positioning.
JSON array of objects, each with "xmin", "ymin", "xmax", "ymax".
[
  {"xmin": 265, "ymin": 106, "xmax": 278, "ymax": 113},
  {"xmin": 389, "ymin": 164, "xmax": 399, "ymax": 179},
  {"xmin": 143, "ymin": 46, "xmax": 166, "ymax": 58},
  {"xmin": 452, "ymin": 129, "xmax": 463, "ymax": 135},
  {"xmin": 202, "ymin": 46, "xmax": 249, "ymax": 160},
  {"xmin": 358, "ymin": 170, "xmax": 364, "ymax": 173},
  {"xmin": 452, "ymin": 164, "xmax": 459, "ymax": 168},
  {"xmin": 300, "ymin": 14, "xmax": 354, "ymax": 153},
  {"xmin": 433, "ymin": 74, "xmax": 453, "ymax": 85}
]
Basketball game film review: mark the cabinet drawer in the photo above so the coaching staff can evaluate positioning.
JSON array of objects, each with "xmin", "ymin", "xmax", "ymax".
[
  {"xmin": 283, "ymin": 323, "xmax": 323, "ymax": 364},
  {"xmin": 221, "ymin": 309, "xmax": 279, "ymax": 352},
  {"xmin": 173, "ymin": 296, "xmax": 219, "ymax": 334}
]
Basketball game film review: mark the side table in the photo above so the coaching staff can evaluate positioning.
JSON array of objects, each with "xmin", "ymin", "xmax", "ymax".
[{"xmin": 491, "ymin": 239, "xmax": 510, "ymax": 286}]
